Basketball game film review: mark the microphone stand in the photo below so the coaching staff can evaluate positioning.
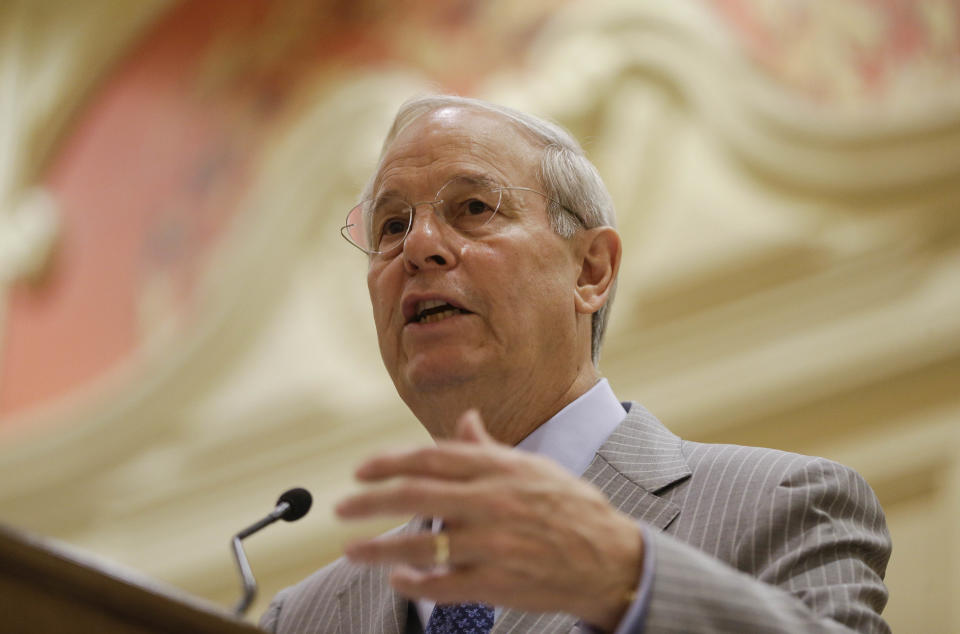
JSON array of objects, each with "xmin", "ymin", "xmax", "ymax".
[
  {"xmin": 230, "ymin": 488, "xmax": 310, "ymax": 618},
  {"xmin": 231, "ymin": 500, "xmax": 291, "ymax": 616}
]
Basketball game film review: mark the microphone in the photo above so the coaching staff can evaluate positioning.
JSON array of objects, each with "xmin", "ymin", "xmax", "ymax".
[{"xmin": 231, "ymin": 487, "xmax": 312, "ymax": 616}]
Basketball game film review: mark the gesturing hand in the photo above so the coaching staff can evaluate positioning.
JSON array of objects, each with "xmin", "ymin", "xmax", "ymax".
[{"xmin": 335, "ymin": 410, "xmax": 644, "ymax": 631}]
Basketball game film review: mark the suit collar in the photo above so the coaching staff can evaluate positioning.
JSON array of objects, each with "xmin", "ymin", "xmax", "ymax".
[{"xmin": 596, "ymin": 401, "xmax": 691, "ymax": 494}]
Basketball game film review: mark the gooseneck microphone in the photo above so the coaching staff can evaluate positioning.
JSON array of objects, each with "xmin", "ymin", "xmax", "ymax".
[{"xmin": 231, "ymin": 487, "xmax": 312, "ymax": 616}]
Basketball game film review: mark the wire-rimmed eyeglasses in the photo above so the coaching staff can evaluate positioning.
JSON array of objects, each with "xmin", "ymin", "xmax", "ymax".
[{"xmin": 340, "ymin": 175, "xmax": 582, "ymax": 255}]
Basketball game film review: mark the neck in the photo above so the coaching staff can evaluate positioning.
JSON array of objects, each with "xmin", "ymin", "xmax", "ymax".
[{"xmin": 406, "ymin": 362, "xmax": 602, "ymax": 446}]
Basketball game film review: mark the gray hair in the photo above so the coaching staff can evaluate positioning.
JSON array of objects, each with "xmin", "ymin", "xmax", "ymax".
[{"xmin": 365, "ymin": 95, "xmax": 618, "ymax": 365}]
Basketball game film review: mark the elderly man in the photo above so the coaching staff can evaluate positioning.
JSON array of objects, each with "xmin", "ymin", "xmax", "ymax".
[{"xmin": 260, "ymin": 96, "xmax": 891, "ymax": 633}]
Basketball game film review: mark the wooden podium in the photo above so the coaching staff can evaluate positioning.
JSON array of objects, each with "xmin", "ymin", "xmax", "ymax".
[{"xmin": 0, "ymin": 524, "xmax": 264, "ymax": 634}]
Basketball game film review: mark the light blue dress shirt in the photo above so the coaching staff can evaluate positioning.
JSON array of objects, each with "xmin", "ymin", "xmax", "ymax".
[{"xmin": 415, "ymin": 379, "xmax": 654, "ymax": 633}]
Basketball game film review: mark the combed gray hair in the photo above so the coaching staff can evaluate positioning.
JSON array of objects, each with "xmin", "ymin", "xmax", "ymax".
[{"xmin": 364, "ymin": 95, "xmax": 618, "ymax": 365}]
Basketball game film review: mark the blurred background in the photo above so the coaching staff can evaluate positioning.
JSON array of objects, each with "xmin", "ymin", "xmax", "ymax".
[{"xmin": 1, "ymin": 0, "xmax": 958, "ymax": 630}]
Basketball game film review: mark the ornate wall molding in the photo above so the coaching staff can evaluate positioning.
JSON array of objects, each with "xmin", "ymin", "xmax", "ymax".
[
  {"xmin": 0, "ymin": 1, "xmax": 956, "ymax": 628},
  {"xmin": 0, "ymin": 1, "xmax": 169, "ymax": 363}
]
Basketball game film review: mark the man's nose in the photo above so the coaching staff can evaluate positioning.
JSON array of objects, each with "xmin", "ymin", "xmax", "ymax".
[{"xmin": 402, "ymin": 205, "xmax": 456, "ymax": 272}]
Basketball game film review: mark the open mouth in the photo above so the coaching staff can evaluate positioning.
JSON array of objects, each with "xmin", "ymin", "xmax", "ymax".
[{"xmin": 410, "ymin": 299, "xmax": 471, "ymax": 324}]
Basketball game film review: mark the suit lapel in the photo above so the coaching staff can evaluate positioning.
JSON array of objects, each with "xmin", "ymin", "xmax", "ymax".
[
  {"xmin": 493, "ymin": 402, "xmax": 691, "ymax": 633},
  {"xmin": 589, "ymin": 401, "xmax": 690, "ymax": 529},
  {"xmin": 335, "ymin": 520, "xmax": 423, "ymax": 634}
]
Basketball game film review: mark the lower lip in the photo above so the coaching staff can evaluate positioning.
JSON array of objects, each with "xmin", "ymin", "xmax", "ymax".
[{"xmin": 404, "ymin": 312, "xmax": 473, "ymax": 330}]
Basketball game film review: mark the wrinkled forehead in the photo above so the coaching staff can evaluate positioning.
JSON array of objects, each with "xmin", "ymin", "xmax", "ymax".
[{"xmin": 370, "ymin": 106, "xmax": 544, "ymax": 198}]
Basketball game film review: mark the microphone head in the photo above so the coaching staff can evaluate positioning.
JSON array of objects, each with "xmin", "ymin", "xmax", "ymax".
[{"xmin": 276, "ymin": 487, "xmax": 312, "ymax": 522}]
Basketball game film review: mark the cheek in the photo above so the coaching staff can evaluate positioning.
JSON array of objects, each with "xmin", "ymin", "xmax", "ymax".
[
  {"xmin": 529, "ymin": 258, "xmax": 580, "ymax": 325},
  {"xmin": 492, "ymin": 250, "xmax": 576, "ymax": 328},
  {"xmin": 367, "ymin": 265, "xmax": 397, "ymax": 333}
]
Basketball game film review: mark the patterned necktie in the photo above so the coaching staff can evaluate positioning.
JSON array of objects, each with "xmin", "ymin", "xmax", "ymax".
[{"xmin": 424, "ymin": 603, "xmax": 494, "ymax": 634}]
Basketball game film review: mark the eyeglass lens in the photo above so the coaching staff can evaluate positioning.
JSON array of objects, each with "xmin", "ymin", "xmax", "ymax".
[{"xmin": 344, "ymin": 176, "xmax": 504, "ymax": 253}]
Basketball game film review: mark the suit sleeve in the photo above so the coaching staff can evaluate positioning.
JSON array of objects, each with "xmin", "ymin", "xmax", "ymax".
[
  {"xmin": 621, "ymin": 457, "xmax": 891, "ymax": 633},
  {"xmin": 259, "ymin": 587, "xmax": 288, "ymax": 633}
]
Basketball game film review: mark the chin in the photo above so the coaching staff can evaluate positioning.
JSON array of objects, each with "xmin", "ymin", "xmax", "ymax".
[
  {"xmin": 400, "ymin": 354, "xmax": 483, "ymax": 394},
  {"xmin": 402, "ymin": 366, "xmax": 473, "ymax": 393}
]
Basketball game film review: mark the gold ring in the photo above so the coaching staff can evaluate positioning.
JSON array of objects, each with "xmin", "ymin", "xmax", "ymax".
[{"xmin": 433, "ymin": 532, "xmax": 450, "ymax": 567}]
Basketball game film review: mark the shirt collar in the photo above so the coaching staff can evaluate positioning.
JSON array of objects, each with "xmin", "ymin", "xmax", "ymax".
[{"xmin": 515, "ymin": 378, "xmax": 626, "ymax": 477}]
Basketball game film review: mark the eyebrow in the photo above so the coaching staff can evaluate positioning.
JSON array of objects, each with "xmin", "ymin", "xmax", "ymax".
[
  {"xmin": 373, "ymin": 172, "xmax": 503, "ymax": 201},
  {"xmin": 447, "ymin": 173, "xmax": 500, "ymax": 188}
]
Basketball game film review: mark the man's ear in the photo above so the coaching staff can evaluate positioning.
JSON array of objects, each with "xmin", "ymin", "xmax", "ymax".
[{"xmin": 574, "ymin": 226, "xmax": 621, "ymax": 315}]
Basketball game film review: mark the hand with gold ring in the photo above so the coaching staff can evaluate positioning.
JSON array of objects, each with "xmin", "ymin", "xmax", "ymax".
[
  {"xmin": 433, "ymin": 531, "xmax": 450, "ymax": 567},
  {"xmin": 336, "ymin": 410, "xmax": 644, "ymax": 632}
]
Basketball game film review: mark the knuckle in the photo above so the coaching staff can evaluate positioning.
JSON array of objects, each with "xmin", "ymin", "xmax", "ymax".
[
  {"xmin": 494, "ymin": 451, "xmax": 523, "ymax": 472},
  {"xmin": 419, "ymin": 448, "xmax": 447, "ymax": 472},
  {"xmin": 393, "ymin": 480, "xmax": 422, "ymax": 504}
]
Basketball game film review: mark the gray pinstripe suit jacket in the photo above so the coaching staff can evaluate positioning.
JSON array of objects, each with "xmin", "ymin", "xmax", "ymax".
[{"xmin": 260, "ymin": 402, "xmax": 891, "ymax": 633}]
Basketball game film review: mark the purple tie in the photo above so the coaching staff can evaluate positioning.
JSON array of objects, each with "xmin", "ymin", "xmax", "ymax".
[{"xmin": 424, "ymin": 603, "xmax": 494, "ymax": 634}]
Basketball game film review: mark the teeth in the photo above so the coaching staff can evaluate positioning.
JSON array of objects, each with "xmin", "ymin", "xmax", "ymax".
[
  {"xmin": 420, "ymin": 309, "xmax": 460, "ymax": 324},
  {"xmin": 412, "ymin": 299, "xmax": 468, "ymax": 324}
]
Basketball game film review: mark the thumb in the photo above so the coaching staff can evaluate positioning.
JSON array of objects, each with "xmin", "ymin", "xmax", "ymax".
[{"xmin": 455, "ymin": 409, "xmax": 493, "ymax": 444}]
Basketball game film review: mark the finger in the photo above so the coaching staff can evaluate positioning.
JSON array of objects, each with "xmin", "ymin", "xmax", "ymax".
[
  {"xmin": 344, "ymin": 532, "xmax": 476, "ymax": 568},
  {"xmin": 354, "ymin": 442, "xmax": 508, "ymax": 482},
  {"xmin": 390, "ymin": 561, "xmax": 610, "ymax": 618},
  {"xmin": 344, "ymin": 526, "xmax": 494, "ymax": 568},
  {"xmin": 389, "ymin": 564, "xmax": 512, "ymax": 607},
  {"xmin": 335, "ymin": 478, "xmax": 490, "ymax": 521},
  {"xmin": 453, "ymin": 409, "xmax": 494, "ymax": 444},
  {"xmin": 344, "ymin": 531, "xmax": 441, "ymax": 568},
  {"xmin": 388, "ymin": 564, "xmax": 485, "ymax": 604}
]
